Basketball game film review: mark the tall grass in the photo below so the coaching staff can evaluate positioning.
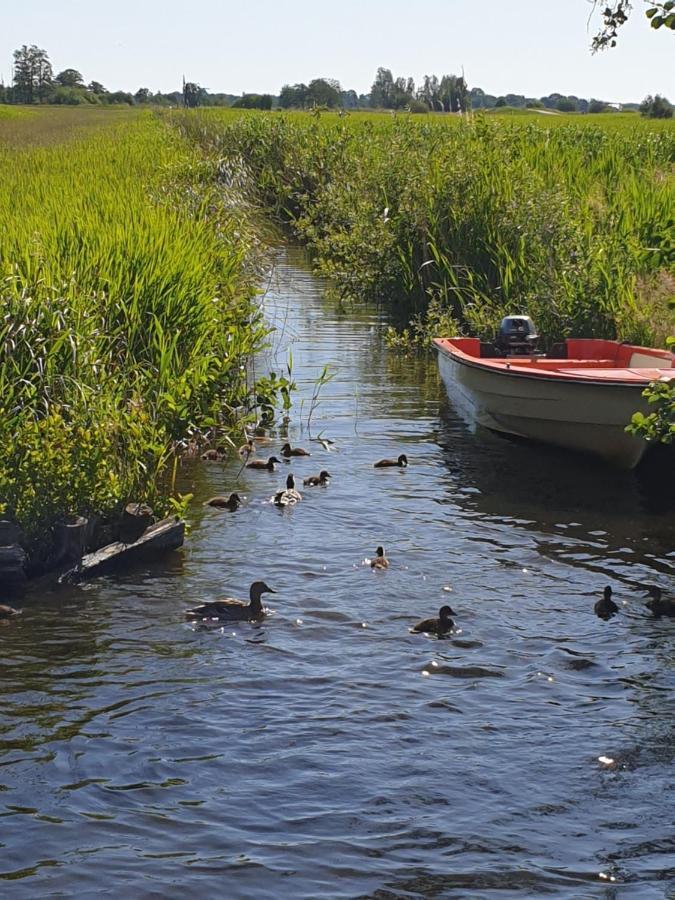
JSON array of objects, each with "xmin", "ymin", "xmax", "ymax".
[
  {"xmin": 0, "ymin": 110, "xmax": 265, "ymax": 559},
  {"xmin": 176, "ymin": 109, "xmax": 674, "ymax": 346}
]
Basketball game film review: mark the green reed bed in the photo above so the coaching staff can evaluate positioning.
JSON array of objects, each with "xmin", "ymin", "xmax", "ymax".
[
  {"xmin": 176, "ymin": 109, "xmax": 674, "ymax": 348},
  {"xmin": 0, "ymin": 110, "xmax": 265, "ymax": 561}
]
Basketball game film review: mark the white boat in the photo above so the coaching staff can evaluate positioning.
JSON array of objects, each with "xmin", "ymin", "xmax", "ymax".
[{"xmin": 434, "ymin": 326, "xmax": 674, "ymax": 469}]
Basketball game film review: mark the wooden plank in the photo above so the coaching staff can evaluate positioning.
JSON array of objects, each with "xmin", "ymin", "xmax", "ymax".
[{"xmin": 60, "ymin": 517, "xmax": 185, "ymax": 585}]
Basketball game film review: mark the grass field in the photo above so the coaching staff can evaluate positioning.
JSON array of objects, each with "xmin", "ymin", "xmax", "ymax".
[
  {"xmin": 0, "ymin": 108, "xmax": 265, "ymax": 560},
  {"xmin": 175, "ymin": 107, "xmax": 674, "ymax": 348}
]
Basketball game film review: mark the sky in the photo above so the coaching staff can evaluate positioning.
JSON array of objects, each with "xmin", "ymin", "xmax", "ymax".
[{"xmin": 1, "ymin": 1, "xmax": 673, "ymax": 104}]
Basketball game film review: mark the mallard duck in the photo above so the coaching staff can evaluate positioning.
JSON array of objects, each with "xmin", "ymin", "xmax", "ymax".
[
  {"xmin": 303, "ymin": 470, "xmax": 331, "ymax": 486},
  {"xmin": 204, "ymin": 493, "xmax": 242, "ymax": 511},
  {"xmin": 645, "ymin": 586, "xmax": 675, "ymax": 618},
  {"xmin": 281, "ymin": 442, "xmax": 311, "ymax": 457},
  {"xmin": 411, "ymin": 605, "xmax": 455, "ymax": 635},
  {"xmin": 185, "ymin": 581, "xmax": 276, "ymax": 622},
  {"xmin": 273, "ymin": 474, "xmax": 302, "ymax": 506},
  {"xmin": 201, "ymin": 445, "xmax": 227, "ymax": 461},
  {"xmin": 0, "ymin": 604, "xmax": 20, "ymax": 619},
  {"xmin": 374, "ymin": 453, "xmax": 408, "ymax": 468},
  {"xmin": 594, "ymin": 585, "xmax": 618, "ymax": 619},
  {"xmin": 246, "ymin": 456, "xmax": 281, "ymax": 471},
  {"xmin": 370, "ymin": 546, "xmax": 389, "ymax": 569},
  {"xmin": 238, "ymin": 438, "xmax": 255, "ymax": 461}
]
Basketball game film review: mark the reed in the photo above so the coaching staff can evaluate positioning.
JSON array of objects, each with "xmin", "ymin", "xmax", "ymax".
[
  {"xmin": 0, "ymin": 110, "xmax": 265, "ymax": 557},
  {"xmin": 174, "ymin": 109, "xmax": 674, "ymax": 347}
]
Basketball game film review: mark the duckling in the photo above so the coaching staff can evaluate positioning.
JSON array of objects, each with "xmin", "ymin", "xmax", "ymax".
[
  {"xmin": 204, "ymin": 493, "xmax": 242, "ymax": 511},
  {"xmin": 594, "ymin": 585, "xmax": 619, "ymax": 620},
  {"xmin": 645, "ymin": 586, "xmax": 675, "ymax": 618},
  {"xmin": 201, "ymin": 445, "xmax": 227, "ymax": 461},
  {"xmin": 281, "ymin": 442, "xmax": 311, "ymax": 458},
  {"xmin": 0, "ymin": 604, "xmax": 20, "ymax": 619},
  {"xmin": 370, "ymin": 546, "xmax": 389, "ymax": 569},
  {"xmin": 185, "ymin": 581, "xmax": 276, "ymax": 622},
  {"xmin": 411, "ymin": 605, "xmax": 455, "ymax": 636},
  {"xmin": 246, "ymin": 456, "xmax": 281, "ymax": 471},
  {"xmin": 238, "ymin": 438, "xmax": 255, "ymax": 462},
  {"xmin": 374, "ymin": 453, "xmax": 408, "ymax": 468},
  {"xmin": 303, "ymin": 470, "xmax": 331, "ymax": 487}
]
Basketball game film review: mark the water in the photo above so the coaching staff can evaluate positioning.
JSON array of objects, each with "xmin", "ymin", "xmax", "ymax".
[{"xmin": 1, "ymin": 247, "xmax": 673, "ymax": 898}]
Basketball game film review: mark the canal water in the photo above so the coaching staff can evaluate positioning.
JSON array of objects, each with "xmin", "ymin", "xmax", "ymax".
[{"xmin": 1, "ymin": 247, "xmax": 673, "ymax": 898}]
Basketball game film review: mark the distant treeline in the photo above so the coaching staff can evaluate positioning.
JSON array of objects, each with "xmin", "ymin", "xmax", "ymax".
[{"xmin": 1, "ymin": 46, "xmax": 671, "ymax": 117}]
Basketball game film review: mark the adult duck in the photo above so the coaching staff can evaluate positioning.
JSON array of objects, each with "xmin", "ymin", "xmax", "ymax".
[
  {"xmin": 273, "ymin": 474, "xmax": 302, "ymax": 506},
  {"xmin": 594, "ymin": 585, "xmax": 619, "ymax": 620},
  {"xmin": 303, "ymin": 470, "xmax": 331, "ymax": 487},
  {"xmin": 374, "ymin": 454, "xmax": 408, "ymax": 468},
  {"xmin": 411, "ymin": 605, "xmax": 455, "ymax": 636},
  {"xmin": 246, "ymin": 456, "xmax": 281, "ymax": 471},
  {"xmin": 370, "ymin": 546, "xmax": 389, "ymax": 569},
  {"xmin": 204, "ymin": 493, "xmax": 242, "ymax": 511},
  {"xmin": 0, "ymin": 604, "xmax": 20, "ymax": 619},
  {"xmin": 645, "ymin": 586, "xmax": 675, "ymax": 618},
  {"xmin": 185, "ymin": 581, "xmax": 276, "ymax": 622},
  {"xmin": 281, "ymin": 442, "xmax": 311, "ymax": 458}
]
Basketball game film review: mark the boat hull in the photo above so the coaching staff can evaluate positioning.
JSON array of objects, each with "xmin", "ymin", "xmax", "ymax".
[{"xmin": 436, "ymin": 344, "xmax": 653, "ymax": 469}]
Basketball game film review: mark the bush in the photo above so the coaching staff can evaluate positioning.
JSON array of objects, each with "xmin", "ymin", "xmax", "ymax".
[{"xmin": 640, "ymin": 94, "xmax": 673, "ymax": 119}]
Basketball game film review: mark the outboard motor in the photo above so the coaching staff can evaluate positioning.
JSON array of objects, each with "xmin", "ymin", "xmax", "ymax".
[{"xmin": 496, "ymin": 315, "xmax": 539, "ymax": 356}]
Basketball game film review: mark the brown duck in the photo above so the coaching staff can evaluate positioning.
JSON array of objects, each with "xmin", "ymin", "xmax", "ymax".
[
  {"xmin": 0, "ymin": 604, "xmax": 20, "ymax": 619},
  {"xmin": 246, "ymin": 456, "xmax": 281, "ymax": 471},
  {"xmin": 281, "ymin": 442, "xmax": 311, "ymax": 458},
  {"xmin": 594, "ymin": 585, "xmax": 619, "ymax": 620},
  {"xmin": 303, "ymin": 470, "xmax": 331, "ymax": 486},
  {"xmin": 411, "ymin": 605, "xmax": 455, "ymax": 636},
  {"xmin": 370, "ymin": 546, "xmax": 389, "ymax": 569},
  {"xmin": 204, "ymin": 493, "xmax": 242, "ymax": 511},
  {"xmin": 201, "ymin": 445, "xmax": 227, "ymax": 461},
  {"xmin": 185, "ymin": 581, "xmax": 276, "ymax": 622},
  {"xmin": 374, "ymin": 454, "xmax": 408, "ymax": 468},
  {"xmin": 645, "ymin": 586, "xmax": 675, "ymax": 618},
  {"xmin": 238, "ymin": 439, "xmax": 255, "ymax": 461}
]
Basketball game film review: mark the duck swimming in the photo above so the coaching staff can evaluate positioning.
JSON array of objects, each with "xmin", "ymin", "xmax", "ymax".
[
  {"xmin": 273, "ymin": 474, "xmax": 302, "ymax": 506},
  {"xmin": 645, "ymin": 586, "xmax": 675, "ymax": 618},
  {"xmin": 303, "ymin": 470, "xmax": 331, "ymax": 486},
  {"xmin": 594, "ymin": 585, "xmax": 618, "ymax": 619},
  {"xmin": 370, "ymin": 546, "xmax": 389, "ymax": 569},
  {"xmin": 374, "ymin": 454, "xmax": 408, "ymax": 468},
  {"xmin": 411, "ymin": 605, "xmax": 455, "ymax": 636},
  {"xmin": 185, "ymin": 581, "xmax": 276, "ymax": 622},
  {"xmin": 0, "ymin": 604, "xmax": 20, "ymax": 619},
  {"xmin": 246, "ymin": 456, "xmax": 281, "ymax": 471},
  {"xmin": 201, "ymin": 445, "xmax": 227, "ymax": 461},
  {"xmin": 204, "ymin": 493, "xmax": 242, "ymax": 511},
  {"xmin": 281, "ymin": 442, "xmax": 311, "ymax": 458},
  {"xmin": 238, "ymin": 438, "xmax": 255, "ymax": 461}
]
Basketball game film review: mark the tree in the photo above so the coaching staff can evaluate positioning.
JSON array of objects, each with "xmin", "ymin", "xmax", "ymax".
[
  {"xmin": 88, "ymin": 80, "xmax": 107, "ymax": 94},
  {"xmin": 12, "ymin": 45, "xmax": 53, "ymax": 103},
  {"xmin": 556, "ymin": 97, "xmax": 577, "ymax": 112},
  {"xmin": 183, "ymin": 81, "xmax": 205, "ymax": 108},
  {"xmin": 370, "ymin": 68, "xmax": 394, "ymax": 108},
  {"xmin": 232, "ymin": 93, "xmax": 273, "ymax": 109},
  {"xmin": 495, "ymin": 96, "xmax": 506, "ymax": 107},
  {"xmin": 307, "ymin": 78, "xmax": 342, "ymax": 108},
  {"xmin": 279, "ymin": 83, "xmax": 309, "ymax": 108},
  {"xmin": 592, "ymin": 1, "xmax": 675, "ymax": 50},
  {"xmin": 134, "ymin": 87, "xmax": 152, "ymax": 104},
  {"xmin": 55, "ymin": 68, "xmax": 84, "ymax": 87},
  {"xmin": 639, "ymin": 93, "xmax": 673, "ymax": 116},
  {"xmin": 589, "ymin": 98, "xmax": 608, "ymax": 113}
]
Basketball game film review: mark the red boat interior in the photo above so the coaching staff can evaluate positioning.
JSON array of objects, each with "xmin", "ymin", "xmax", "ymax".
[{"xmin": 434, "ymin": 338, "xmax": 675, "ymax": 384}]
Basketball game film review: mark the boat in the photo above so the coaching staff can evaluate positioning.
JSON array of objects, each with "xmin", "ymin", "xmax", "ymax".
[{"xmin": 434, "ymin": 316, "xmax": 675, "ymax": 469}]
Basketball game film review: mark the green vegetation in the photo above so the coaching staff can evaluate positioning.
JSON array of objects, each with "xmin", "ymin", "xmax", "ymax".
[
  {"xmin": 0, "ymin": 109, "xmax": 266, "ymax": 562},
  {"xmin": 175, "ymin": 109, "xmax": 674, "ymax": 349}
]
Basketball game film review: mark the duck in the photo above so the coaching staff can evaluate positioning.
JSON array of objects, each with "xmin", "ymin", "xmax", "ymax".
[
  {"xmin": 185, "ymin": 581, "xmax": 276, "ymax": 622},
  {"xmin": 0, "ymin": 604, "xmax": 20, "ymax": 619},
  {"xmin": 280, "ymin": 442, "xmax": 311, "ymax": 458},
  {"xmin": 272, "ymin": 474, "xmax": 302, "ymax": 506},
  {"xmin": 238, "ymin": 438, "xmax": 255, "ymax": 461},
  {"xmin": 594, "ymin": 585, "xmax": 619, "ymax": 619},
  {"xmin": 645, "ymin": 586, "xmax": 675, "ymax": 618},
  {"xmin": 246, "ymin": 456, "xmax": 281, "ymax": 471},
  {"xmin": 370, "ymin": 546, "xmax": 389, "ymax": 569},
  {"xmin": 201, "ymin": 445, "xmax": 227, "ymax": 461},
  {"xmin": 303, "ymin": 470, "xmax": 331, "ymax": 486},
  {"xmin": 374, "ymin": 453, "xmax": 408, "ymax": 468},
  {"xmin": 411, "ymin": 605, "xmax": 455, "ymax": 636},
  {"xmin": 204, "ymin": 493, "xmax": 242, "ymax": 511}
]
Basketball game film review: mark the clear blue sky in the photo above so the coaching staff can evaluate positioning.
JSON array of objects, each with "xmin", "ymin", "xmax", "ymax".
[{"xmin": 1, "ymin": 0, "xmax": 673, "ymax": 103}]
